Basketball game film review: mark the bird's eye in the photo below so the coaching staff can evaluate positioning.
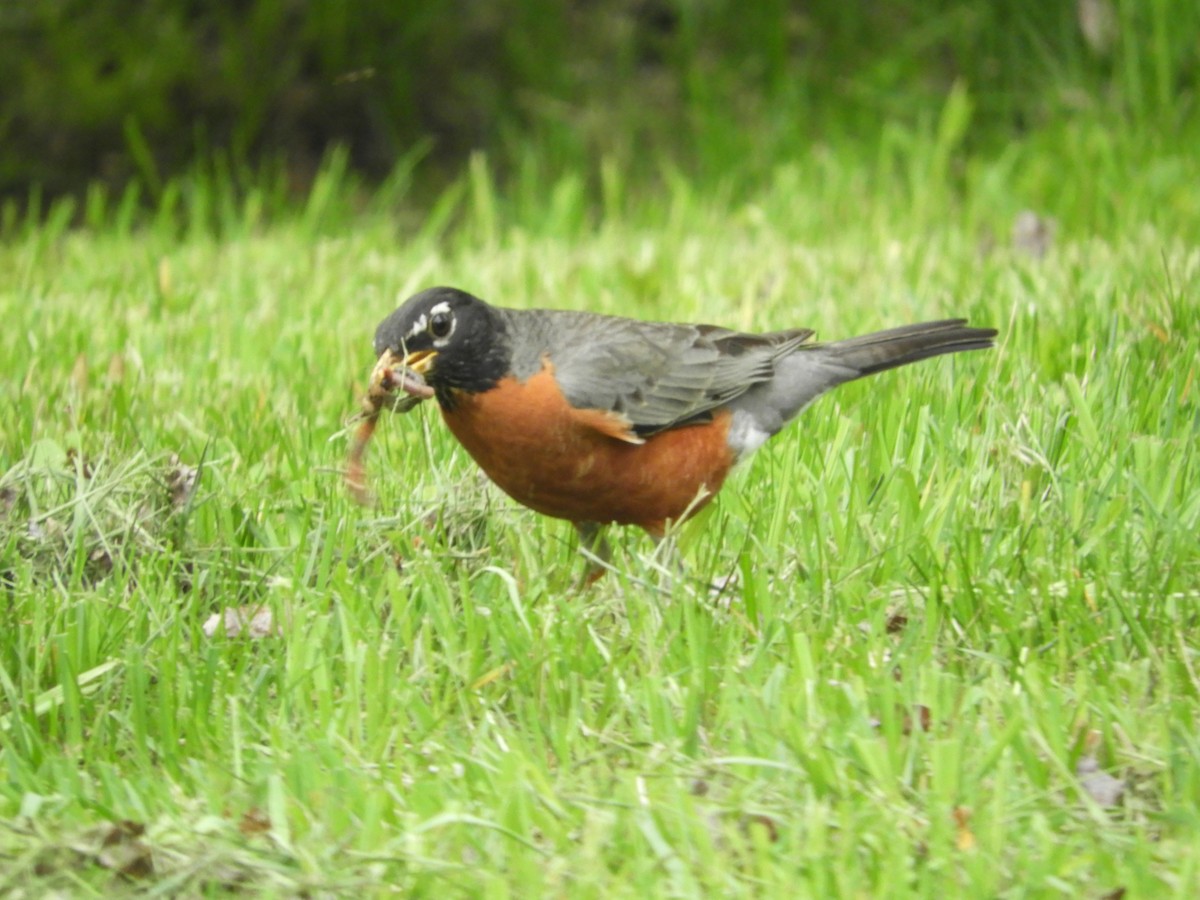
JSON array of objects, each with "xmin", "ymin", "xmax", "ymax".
[{"xmin": 429, "ymin": 311, "xmax": 453, "ymax": 339}]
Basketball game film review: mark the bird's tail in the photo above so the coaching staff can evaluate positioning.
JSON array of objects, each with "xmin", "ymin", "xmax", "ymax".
[
  {"xmin": 740, "ymin": 319, "xmax": 997, "ymax": 434},
  {"xmin": 819, "ymin": 319, "xmax": 997, "ymax": 377}
]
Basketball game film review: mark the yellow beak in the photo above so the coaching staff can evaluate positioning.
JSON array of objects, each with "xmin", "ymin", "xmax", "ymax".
[
  {"xmin": 369, "ymin": 348, "xmax": 436, "ymax": 391},
  {"xmin": 398, "ymin": 349, "xmax": 437, "ymax": 375},
  {"xmin": 362, "ymin": 347, "xmax": 437, "ymax": 418}
]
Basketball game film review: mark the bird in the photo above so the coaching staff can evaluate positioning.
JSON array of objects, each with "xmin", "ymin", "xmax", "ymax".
[{"xmin": 363, "ymin": 286, "xmax": 996, "ymax": 576}]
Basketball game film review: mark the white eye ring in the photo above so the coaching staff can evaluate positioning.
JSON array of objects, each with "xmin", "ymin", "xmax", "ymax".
[
  {"xmin": 424, "ymin": 300, "xmax": 455, "ymax": 345},
  {"xmin": 429, "ymin": 311, "xmax": 453, "ymax": 339}
]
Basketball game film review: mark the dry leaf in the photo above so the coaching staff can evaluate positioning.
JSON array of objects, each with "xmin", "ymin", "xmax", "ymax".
[
  {"xmin": 96, "ymin": 820, "xmax": 153, "ymax": 878},
  {"xmin": 903, "ymin": 705, "xmax": 932, "ymax": 735},
  {"xmin": 88, "ymin": 548, "xmax": 114, "ymax": 578},
  {"xmin": 167, "ymin": 455, "xmax": 199, "ymax": 510},
  {"xmin": 1078, "ymin": 0, "xmax": 1117, "ymax": 55},
  {"xmin": 740, "ymin": 813, "xmax": 779, "ymax": 843},
  {"xmin": 101, "ymin": 820, "xmax": 145, "ymax": 846},
  {"xmin": 708, "ymin": 572, "xmax": 739, "ymax": 596},
  {"xmin": 1012, "ymin": 210, "xmax": 1057, "ymax": 259},
  {"xmin": 157, "ymin": 257, "xmax": 172, "ymax": 298},
  {"xmin": 1077, "ymin": 755, "xmax": 1126, "ymax": 807},
  {"xmin": 71, "ymin": 353, "xmax": 89, "ymax": 393},
  {"xmin": 953, "ymin": 807, "xmax": 976, "ymax": 851},
  {"xmin": 203, "ymin": 606, "xmax": 280, "ymax": 639},
  {"xmin": 107, "ymin": 353, "xmax": 126, "ymax": 384},
  {"xmin": 66, "ymin": 448, "xmax": 95, "ymax": 479},
  {"xmin": 238, "ymin": 807, "xmax": 271, "ymax": 835},
  {"xmin": 470, "ymin": 662, "xmax": 514, "ymax": 690},
  {"xmin": 333, "ymin": 67, "xmax": 377, "ymax": 85}
]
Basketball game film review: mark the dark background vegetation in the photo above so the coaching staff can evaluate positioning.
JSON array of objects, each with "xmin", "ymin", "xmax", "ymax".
[{"xmin": 1, "ymin": 0, "xmax": 1196, "ymax": 204}]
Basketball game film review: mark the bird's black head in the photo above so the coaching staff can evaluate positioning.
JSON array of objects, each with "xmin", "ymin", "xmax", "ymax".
[{"xmin": 372, "ymin": 287, "xmax": 511, "ymax": 407}]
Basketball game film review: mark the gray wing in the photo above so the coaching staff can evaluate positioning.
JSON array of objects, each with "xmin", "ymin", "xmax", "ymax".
[{"xmin": 504, "ymin": 309, "xmax": 813, "ymax": 436}]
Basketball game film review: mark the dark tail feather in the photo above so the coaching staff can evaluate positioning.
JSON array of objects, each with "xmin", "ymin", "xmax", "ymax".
[
  {"xmin": 821, "ymin": 319, "xmax": 997, "ymax": 377},
  {"xmin": 735, "ymin": 318, "xmax": 997, "ymax": 434}
]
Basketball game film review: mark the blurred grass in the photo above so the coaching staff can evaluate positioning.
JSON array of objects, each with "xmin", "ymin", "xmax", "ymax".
[
  {"xmin": 3, "ymin": 0, "xmax": 1197, "ymax": 202},
  {"xmin": 1, "ymin": 113, "xmax": 1199, "ymax": 893}
]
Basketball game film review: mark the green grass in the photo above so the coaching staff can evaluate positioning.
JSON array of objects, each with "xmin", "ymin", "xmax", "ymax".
[{"xmin": 2, "ymin": 123, "xmax": 1199, "ymax": 896}]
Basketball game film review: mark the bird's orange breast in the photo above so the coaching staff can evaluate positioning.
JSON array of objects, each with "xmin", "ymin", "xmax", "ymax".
[{"xmin": 439, "ymin": 366, "xmax": 736, "ymax": 535}]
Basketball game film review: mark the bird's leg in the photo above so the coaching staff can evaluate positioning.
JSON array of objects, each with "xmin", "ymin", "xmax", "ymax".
[
  {"xmin": 649, "ymin": 524, "xmax": 738, "ymax": 600},
  {"xmin": 647, "ymin": 529, "xmax": 686, "ymax": 593},
  {"xmin": 575, "ymin": 521, "xmax": 612, "ymax": 585}
]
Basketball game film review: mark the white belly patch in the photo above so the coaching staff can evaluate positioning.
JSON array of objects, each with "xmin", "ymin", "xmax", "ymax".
[{"xmin": 726, "ymin": 409, "xmax": 773, "ymax": 460}]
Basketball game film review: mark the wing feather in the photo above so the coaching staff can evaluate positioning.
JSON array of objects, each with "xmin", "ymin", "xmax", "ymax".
[{"xmin": 504, "ymin": 309, "xmax": 812, "ymax": 437}]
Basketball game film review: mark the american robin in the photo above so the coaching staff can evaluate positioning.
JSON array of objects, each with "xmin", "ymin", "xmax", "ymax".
[{"xmin": 361, "ymin": 286, "xmax": 995, "ymax": 571}]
